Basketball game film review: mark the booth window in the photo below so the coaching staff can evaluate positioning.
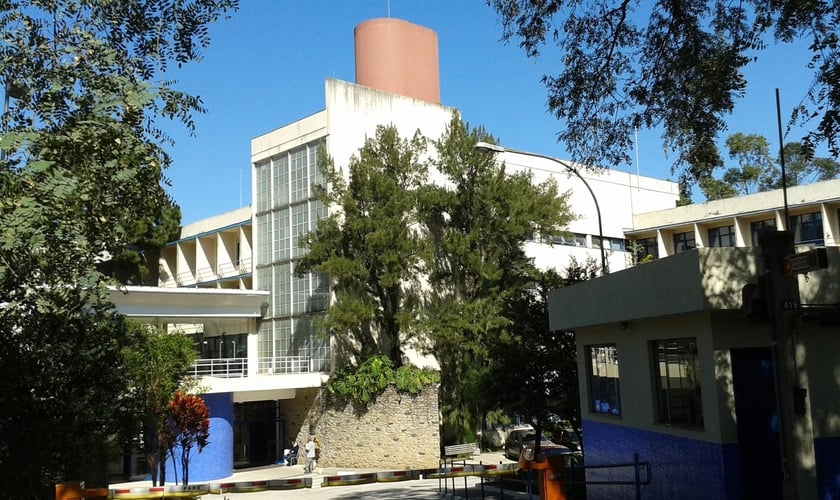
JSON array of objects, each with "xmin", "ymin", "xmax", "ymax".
[
  {"xmin": 587, "ymin": 344, "xmax": 621, "ymax": 416},
  {"xmin": 652, "ymin": 338, "xmax": 703, "ymax": 429}
]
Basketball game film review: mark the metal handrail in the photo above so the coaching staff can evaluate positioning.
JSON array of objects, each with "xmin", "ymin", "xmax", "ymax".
[{"xmin": 191, "ymin": 357, "xmax": 247, "ymax": 378}]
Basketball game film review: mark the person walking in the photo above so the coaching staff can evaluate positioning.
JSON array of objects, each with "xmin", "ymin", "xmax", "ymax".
[{"xmin": 304, "ymin": 436, "xmax": 316, "ymax": 473}]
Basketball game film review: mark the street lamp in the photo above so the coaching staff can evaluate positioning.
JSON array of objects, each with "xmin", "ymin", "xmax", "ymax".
[{"xmin": 474, "ymin": 142, "xmax": 607, "ymax": 274}]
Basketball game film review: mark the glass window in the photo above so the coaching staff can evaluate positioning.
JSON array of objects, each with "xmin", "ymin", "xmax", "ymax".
[
  {"xmin": 273, "ymin": 208, "xmax": 290, "ymax": 262},
  {"xmin": 708, "ymin": 225, "xmax": 735, "ymax": 247},
  {"xmin": 255, "ymin": 160, "xmax": 271, "ymax": 214},
  {"xmin": 653, "ymin": 338, "xmax": 703, "ymax": 429},
  {"xmin": 256, "ymin": 214, "xmax": 271, "ymax": 266},
  {"xmin": 750, "ymin": 219, "xmax": 776, "ymax": 246},
  {"xmin": 272, "ymin": 154, "xmax": 289, "ymax": 209},
  {"xmin": 631, "ymin": 237, "xmax": 658, "ymax": 261},
  {"xmin": 673, "ymin": 231, "xmax": 696, "ymax": 254},
  {"xmin": 291, "ymin": 204, "xmax": 309, "ymax": 259},
  {"xmin": 788, "ymin": 212, "xmax": 824, "ymax": 245},
  {"xmin": 290, "ymin": 148, "xmax": 308, "ymax": 203},
  {"xmin": 273, "ymin": 263, "xmax": 290, "ymax": 317},
  {"xmin": 587, "ymin": 345, "xmax": 621, "ymax": 416}
]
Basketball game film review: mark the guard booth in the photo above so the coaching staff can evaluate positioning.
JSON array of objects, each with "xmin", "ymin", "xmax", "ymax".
[{"xmin": 548, "ymin": 245, "xmax": 840, "ymax": 499}]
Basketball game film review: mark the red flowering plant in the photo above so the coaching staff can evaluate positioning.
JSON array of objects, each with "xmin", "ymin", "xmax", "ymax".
[{"xmin": 164, "ymin": 391, "xmax": 210, "ymax": 485}]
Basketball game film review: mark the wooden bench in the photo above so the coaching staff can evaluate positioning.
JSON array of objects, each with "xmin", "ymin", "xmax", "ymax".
[{"xmin": 443, "ymin": 442, "xmax": 479, "ymax": 458}]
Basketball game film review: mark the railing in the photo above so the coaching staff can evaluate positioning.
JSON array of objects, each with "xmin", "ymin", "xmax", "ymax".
[
  {"xmin": 191, "ymin": 357, "xmax": 247, "ymax": 378},
  {"xmin": 257, "ymin": 356, "xmax": 311, "ymax": 374},
  {"xmin": 161, "ymin": 258, "xmax": 253, "ymax": 287},
  {"xmin": 565, "ymin": 453, "xmax": 652, "ymax": 499},
  {"xmin": 474, "ymin": 453, "xmax": 651, "ymax": 500}
]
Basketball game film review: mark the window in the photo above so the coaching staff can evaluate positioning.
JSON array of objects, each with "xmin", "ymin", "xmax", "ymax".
[
  {"xmin": 587, "ymin": 345, "xmax": 621, "ymax": 416},
  {"xmin": 653, "ymin": 338, "xmax": 703, "ymax": 429},
  {"xmin": 594, "ymin": 237, "xmax": 625, "ymax": 251},
  {"xmin": 708, "ymin": 225, "xmax": 735, "ymax": 247},
  {"xmin": 272, "ymin": 154, "xmax": 289, "ymax": 208},
  {"xmin": 255, "ymin": 161, "xmax": 271, "ymax": 214},
  {"xmin": 290, "ymin": 148, "xmax": 308, "ymax": 203},
  {"xmin": 673, "ymin": 231, "xmax": 696, "ymax": 254},
  {"xmin": 631, "ymin": 237, "xmax": 658, "ymax": 261},
  {"xmin": 750, "ymin": 219, "xmax": 776, "ymax": 246},
  {"xmin": 788, "ymin": 212, "xmax": 823, "ymax": 245}
]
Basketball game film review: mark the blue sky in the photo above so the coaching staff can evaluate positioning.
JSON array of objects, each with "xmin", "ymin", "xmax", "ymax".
[{"xmin": 161, "ymin": 1, "xmax": 822, "ymax": 225}]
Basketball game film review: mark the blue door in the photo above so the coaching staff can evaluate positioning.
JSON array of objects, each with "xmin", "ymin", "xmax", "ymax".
[{"xmin": 730, "ymin": 347, "xmax": 782, "ymax": 499}]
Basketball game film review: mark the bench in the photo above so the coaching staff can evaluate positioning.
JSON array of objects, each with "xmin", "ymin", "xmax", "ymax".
[{"xmin": 444, "ymin": 442, "xmax": 480, "ymax": 458}]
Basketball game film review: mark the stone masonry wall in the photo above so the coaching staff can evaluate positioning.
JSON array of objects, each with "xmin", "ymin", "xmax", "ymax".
[{"xmin": 282, "ymin": 385, "xmax": 440, "ymax": 469}]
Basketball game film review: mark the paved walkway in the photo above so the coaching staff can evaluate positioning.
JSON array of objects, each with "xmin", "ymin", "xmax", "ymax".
[{"xmin": 110, "ymin": 452, "xmax": 529, "ymax": 499}]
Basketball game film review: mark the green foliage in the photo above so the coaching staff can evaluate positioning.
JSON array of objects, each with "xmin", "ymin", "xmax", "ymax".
[
  {"xmin": 481, "ymin": 264, "xmax": 585, "ymax": 439},
  {"xmin": 0, "ymin": 1, "xmax": 237, "ymax": 497},
  {"xmin": 491, "ymin": 1, "xmax": 840, "ymax": 190},
  {"xmin": 121, "ymin": 323, "xmax": 197, "ymax": 486},
  {"xmin": 421, "ymin": 116, "xmax": 575, "ymax": 443},
  {"xmin": 326, "ymin": 355, "xmax": 440, "ymax": 405},
  {"xmin": 698, "ymin": 134, "xmax": 840, "ymax": 200},
  {"xmin": 297, "ymin": 127, "xmax": 429, "ymax": 368}
]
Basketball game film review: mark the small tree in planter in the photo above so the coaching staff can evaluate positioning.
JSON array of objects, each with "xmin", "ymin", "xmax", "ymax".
[{"xmin": 165, "ymin": 392, "xmax": 210, "ymax": 486}]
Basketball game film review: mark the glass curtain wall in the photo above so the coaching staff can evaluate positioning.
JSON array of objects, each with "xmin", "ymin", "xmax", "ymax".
[{"xmin": 254, "ymin": 141, "xmax": 330, "ymax": 374}]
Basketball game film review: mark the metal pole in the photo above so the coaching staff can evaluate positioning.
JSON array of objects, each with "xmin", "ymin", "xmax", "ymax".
[
  {"xmin": 775, "ymin": 89, "xmax": 789, "ymax": 229},
  {"xmin": 477, "ymin": 143, "xmax": 608, "ymax": 274}
]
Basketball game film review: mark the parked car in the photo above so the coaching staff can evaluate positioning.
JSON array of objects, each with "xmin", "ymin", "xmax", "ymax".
[
  {"xmin": 504, "ymin": 428, "xmax": 570, "ymax": 461},
  {"xmin": 552, "ymin": 428, "xmax": 582, "ymax": 454}
]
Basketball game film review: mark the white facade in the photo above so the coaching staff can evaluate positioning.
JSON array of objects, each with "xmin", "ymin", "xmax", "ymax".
[{"xmin": 627, "ymin": 178, "xmax": 840, "ymax": 258}]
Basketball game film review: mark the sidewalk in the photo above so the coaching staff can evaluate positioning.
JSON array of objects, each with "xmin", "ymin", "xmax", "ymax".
[{"xmin": 109, "ymin": 452, "xmax": 524, "ymax": 499}]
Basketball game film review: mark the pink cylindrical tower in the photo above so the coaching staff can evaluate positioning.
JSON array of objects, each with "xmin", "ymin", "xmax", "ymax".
[{"xmin": 354, "ymin": 18, "xmax": 440, "ymax": 104}]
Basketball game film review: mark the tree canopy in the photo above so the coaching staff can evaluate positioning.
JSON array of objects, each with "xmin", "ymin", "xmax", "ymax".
[
  {"xmin": 296, "ymin": 127, "xmax": 429, "ymax": 368},
  {"xmin": 491, "ymin": 0, "xmax": 840, "ymax": 191},
  {"xmin": 699, "ymin": 133, "xmax": 840, "ymax": 200},
  {"xmin": 0, "ymin": 1, "xmax": 237, "ymax": 497}
]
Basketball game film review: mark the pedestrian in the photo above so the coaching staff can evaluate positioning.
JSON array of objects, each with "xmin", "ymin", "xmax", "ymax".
[
  {"xmin": 285, "ymin": 440, "xmax": 299, "ymax": 466},
  {"xmin": 304, "ymin": 436, "xmax": 316, "ymax": 473}
]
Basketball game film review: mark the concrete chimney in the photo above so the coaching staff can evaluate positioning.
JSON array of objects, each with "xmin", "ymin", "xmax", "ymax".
[{"xmin": 354, "ymin": 18, "xmax": 440, "ymax": 104}]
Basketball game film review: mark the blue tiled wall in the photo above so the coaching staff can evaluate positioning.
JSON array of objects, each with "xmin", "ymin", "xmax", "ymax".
[
  {"xmin": 582, "ymin": 419, "xmax": 739, "ymax": 499},
  {"xmin": 164, "ymin": 392, "xmax": 233, "ymax": 483},
  {"xmin": 815, "ymin": 436, "xmax": 840, "ymax": 500}
]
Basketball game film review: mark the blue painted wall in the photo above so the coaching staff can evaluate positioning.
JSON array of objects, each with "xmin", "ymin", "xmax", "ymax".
[
  {"xmin": 582, "ymin": 419, "xmax": 739, "ymax": 499},
  {"xmin": 815, "ymin": 436, "xmax": 840, "ymax": 500},
  {"xmin": 164, "ymin": 392, "xmax": 233, "ymax": 483}
]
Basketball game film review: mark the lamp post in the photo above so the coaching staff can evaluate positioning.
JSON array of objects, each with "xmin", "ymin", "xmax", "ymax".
[{"xmin": 475, "ymin": 142, "xmax": 607, "ymax": 274}]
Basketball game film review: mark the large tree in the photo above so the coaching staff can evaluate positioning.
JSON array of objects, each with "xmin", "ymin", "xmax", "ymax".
[
  {"xmin": 491, "ymin": 1, "xmax": 840, "ymax": 191},
  {"xmin": 482, "ymin": 257, "xmax": 597, "ymax": 450},
  {"xmin": 699, "ymin": 134, "xmax": 840, "ymax": 200},
  {"xmin": 0, "ymin": 1, "xmax": 237, "ymax": 497},
  {"xmin": 421, "ymin": 116, "xmax": 574, "ymax": 443},
  {"xmin": 297, "ymin": 126, "xmax": 429, "ymax": 368}
]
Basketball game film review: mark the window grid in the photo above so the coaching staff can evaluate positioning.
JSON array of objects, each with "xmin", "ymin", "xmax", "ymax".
[
  {"xmin": 673, "ymin": 231, "xmax": 696, "ymax": 254},
  {"xmin": 290, "ymin": 149, "xmax": 308, "ymax": 203},
  {"xmin": 256, "ymin": 214, "xmax": 271, "ymax": 266},
  {"xmin": 789, "ymin": 211, "xmax": 824, "ymax": 245},
  {"xmin": 750, "ymin": 219, "xmax": 776, "ymax": 246},
  {"xmin": 653, "ymin": 338, "xmax": 703, "ymax": 429},
  {"xmin": 291, "ymin": 203, "xmax": 309, "ymax": 259},
  {"xmin": 632, "ymin": 237, "xmax": 658, "ymax": 260},
  {"xmin": 708, "ymin": 225, "xmax": 735, "ymax": 247},
  {"xmin": 310, "ymin": 143, "xmax": 325, "ymax": 189},
  {"xmin": 272, "ymin": 154, "xmax": 289, "ymax": 209},
  {"xmin": 587, "ymin": 345, "xmax": 621, "ymax": 416},
  {"xmin": 255, "ymin": 161, "xmax": 271, "ymax": 213},
  {"xmin": 273, "ymin": 208, "xmax": 290, "ymax": 262},
  {"xmin": 291, "ymin": 272, "xmax": 309, "ymax": 315},
  {"xmin": 273, "ymin": 263, "xmax": 291, "ymax": 318}
]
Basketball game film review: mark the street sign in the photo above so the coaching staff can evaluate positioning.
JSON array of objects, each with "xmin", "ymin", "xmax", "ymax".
[{"xmin": 784, "ymin": 248, "xmax": 828, "ymax": 275}]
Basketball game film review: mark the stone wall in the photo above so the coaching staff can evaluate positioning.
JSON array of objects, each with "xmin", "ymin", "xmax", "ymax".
[{"xmin": 282, "ymin": 385, "xmax": 440, "ymax": 469}]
